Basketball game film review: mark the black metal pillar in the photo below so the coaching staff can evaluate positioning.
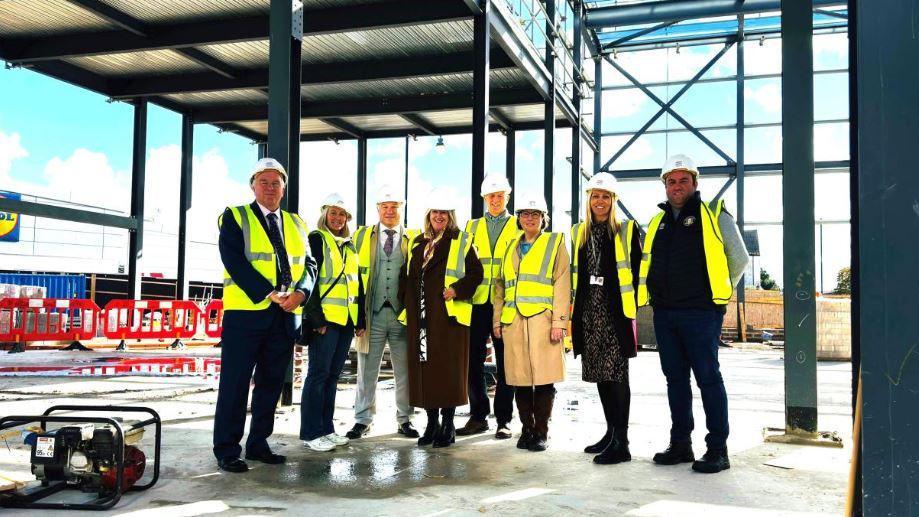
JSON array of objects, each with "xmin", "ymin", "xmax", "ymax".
[
  {"xmin": 127, "ymin": 100, "xmax": 147, "ymax": 300},
  {"xmin": 847, "ymin": 2, "xmax": 860, "ymax": 513},
  {"xmin": 544, "ymin": 0, "xmax": 556, "ymax": 222},
  {"xmin": 471, "ymin": 0, "xmax": 491, "ymax": 217},
  {"xmin": 404, "ymin": 135, "xmax": 409, "ymax": 226},
  {"xmin": 781, "ymin": 0, "xmax": 817, "ymax": 433},
  {"xmin": 357, "ymin": 137, "xmax": 367, "ymax": 226},
  {"xmin": 287, "ymin": 36, "xmax": 302, "ymax": 213},
  {"xmin": 592, "ymin": 57, "xmax": 602, "ymax": 174},
  {"xmin": 857, "ymin": 1, "xmax": 919, "ymax": 514},
  {"xmin": 176, "ymin": 114, "xmax": 193, "ymax": 300},
  {"xmin": 506, "ymin": 129, "xmax": 516, "ymax": 213},
  {"xmin": 735, "ymin": 16, "xmax": 746, "ymax": 341},
  {"xmin": 570, "ymin": 0, "xmax": 583, "ymax": 226},
  {"xmin": 257, "ymin": 142, "xmax": 267, "ymax": 159}
]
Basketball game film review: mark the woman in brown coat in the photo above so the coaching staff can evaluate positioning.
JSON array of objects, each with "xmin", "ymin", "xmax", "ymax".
[
  {"xmin": 400, "ymin": 193, "xmax": 483, "ymax": 448},
  {"xmin": 492, "ymin": 193, "xmax": 571, "ymax": 452}
]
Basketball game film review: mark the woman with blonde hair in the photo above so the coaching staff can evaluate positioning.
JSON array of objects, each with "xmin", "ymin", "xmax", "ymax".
[{"xmin": 570, "ymin": 173, "xmax": 641, "ymax": 464}]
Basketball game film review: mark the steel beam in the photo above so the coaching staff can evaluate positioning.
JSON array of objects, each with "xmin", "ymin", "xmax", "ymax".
[
  {"xmin": 321, "ymin": 118, "xmax": 364, "ymax": 139},
  {"xmin": 404, "ymin": 136, "xmax": 410, "ymax": 226},
  {"xmin": 471, "ymin": 0, "xmax": 491, "ymax": 218},
  {"xmin": 268, "ymin": 0, "xmax": 294, "ymax": 206},
  {"xmin": 593, "ymin": 57, "xmax": 602, "ymax": 174},
  {"xmin": 357, "ymin": 137, "xmax": 368, "ymax": 225},
  {"xmin": 602, "ymin": 20, "xmax": 679, "ymax": 49},
  {"xmin": 177, "ymin": 114, "xmax": 193, "ymax": 300},
  {"xmin": 571, "ymin": 0, "xmax": 583, "ymax": 226},
  {"xmin": 489, "ymin": 108, "xmax": 513, "ymax": 132},
  {"xmin": 781, "ymin": 0, "xmax": 818, "ymax": 434},
  {"xmin": 0, "ymin": 198, "xmax": 136, "ymax": 230},
  {"xmin": 127, "ymin": 100, "xmax": 147, "ymax": 300},
  {"xmin": 400, "ymin": 114, "xmax": 439, "ymax": 137},
  {"xmin": 611, "ymin": 160, "xmax": 850, "ymax": 180},
  {"xmin": 66, "ymin": 0, "xmax": 147, "ymax": 35},
  {"xmin": 544, "ymin": 0, "xmax": 557, "ymax": 222},
  {"xmin": 297, "ymin": 118, "xmax": 571, "ymax": 142},
  {"xmin": 586, "ymin": 0, "xmax": 844, "ymax": 28},
  {"xmin": 506, "ymin": 129, "xmax": 516, "ymax": 213},
  {"xmin": 735, "ymin": 16, "xmax": 747, "ymax": 339}
]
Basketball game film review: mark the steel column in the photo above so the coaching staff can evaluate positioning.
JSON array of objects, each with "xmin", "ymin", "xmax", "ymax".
[
  {"xmin": 593, "ymin": 57, "xmax": 602, "ymax": 174},
  {"xmin": 471, "ymin": 0, "xmax": 491, "ymax": 217},
  {"xmin": 570, "ymin": 1, "xmax": 583, "ymax": 226},
  {"xmin": 781, "ymin": 0, "xmax": 817, "ymax": 434},
  {"xmin": 506, "ymin": 129, "xmax": 516, "ymax": 213},
  {"xmin": 404, "ymin": 135, "xmax": 409, "ymax": 226},
  {"xmin": 287, "ymin": 35, "xmax": 302, "ymax": 213},
  {"xmin": 544, "ymin": 0, "xmax": 556, "ymax": 222},
  {"xmin": 357, "ymin": 137, "xmax": 367, "ymax": 226},
  {"xmin": 127, "ymin": 100, "xmax": 147, "ymax": 300},
  {"xmin": 735, "ymin": 16, "xmax": 746, "ymax": 341},
  {"xmin": 176, "ymin": 114, "xmax": 193, "ymax": 300},
  {"xmin": 267, "ymin": 0, "xmax": 295, "ymax": 198},
  {"xmin": 846, "ymin": 2, "xmax": 860, "ymax": 512},
  {"xmin": 257, "ymin": 142, "xmax": 267, "ymax": 159}
]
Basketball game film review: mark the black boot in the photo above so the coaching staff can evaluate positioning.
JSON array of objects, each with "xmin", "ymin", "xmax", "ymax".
[
  {"xmin": 692, "ymin": 447, "xmax": 730, "ymax": 473},
  {"xmin": 433, "ymin": 408, "xmax": 456, "ymax": 448},
  {"xmin": 652, "ymin": 441, "xmax": 695, "ymax": 465},
  {"xmin": 594, "ymin": 428, "xmax": 631, "ymax": 464},
  {"xmin": 584, "ymin": 430, "xmax": 613, "ymax": 454},
  {"xmin": 515, "ymin": 389, "xmax": 535, "ymax": 450},
  {"xmin": 418, "ymin": 409, "xmax": 439, "ymax": 446},
  {"xmin": 529, "ymin": 385, "xmax": 554, "ymax": 452}
]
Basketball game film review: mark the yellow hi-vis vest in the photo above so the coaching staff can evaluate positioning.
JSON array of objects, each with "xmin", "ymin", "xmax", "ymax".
[
  {"xmin": 637, "ymin": 199, "xmax": 732, "ymax": 307},
  {"xmin": 397, "ymin": 231, "xmax": 475, "ymax": 326},
  {"xmin": 499, "ymin": 232, "xmax": 563, "ymax": 324},
  {"xmin": 465, "ymin": 215, "xmax": 521, "ymax": 305},
  {"xmin": 313, "ymin": 229, "xmax": 359, "ymax": 326},
  {"xmin": 352, "ymin": 225, "xmax": 421, "ymax": 292},
  {"xmin": 221, "ymin": 204, "xmax": 309, "ymax": 313},
  {"xmin": 570, "ymin": 220, "xmax": 637, "ymax": 319}
]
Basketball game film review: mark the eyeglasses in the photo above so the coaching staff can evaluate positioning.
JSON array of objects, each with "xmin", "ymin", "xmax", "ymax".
[{"xmin": 518, "ymin": 210, "xmax": 543, "ymax": 218}]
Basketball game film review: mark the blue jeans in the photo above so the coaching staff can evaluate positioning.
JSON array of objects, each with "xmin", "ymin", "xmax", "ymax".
[
  {"xmin": 299, "ymin": 322, "xmax": 354, "ymax": 441},
  {"xmin": 653, "ymin": 307, "xmax": 729, "ymax": 450}
]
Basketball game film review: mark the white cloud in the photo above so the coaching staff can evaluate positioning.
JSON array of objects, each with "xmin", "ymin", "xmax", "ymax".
[
  {"xmin": 0, "ymin": 130, "xmax": 29, "ymax": 186},
  {"xmin": 745, "ymin": 82, "xmax": 782, "ymax": 113},
  {"xmin": 43, "ymin": 148, "xmax": 131, "ymax": 211}
]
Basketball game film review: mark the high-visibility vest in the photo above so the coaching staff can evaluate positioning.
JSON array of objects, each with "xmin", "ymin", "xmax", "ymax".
[
  {"xmin": 637, "ymin": 199, "xmax": 732, "ymax": 307},
  {"xmin": 499, "ymin": 232, "xmax": 563, "ymax": 324},
  {"xmin": 570, "ymin": 220, "xmax": 637, "ymax": 319},
  {"xmin": 221, "ymin": 204, "xmax": 308, "ymax": 313},
  {"xmin": 313, "ymin": 229, "xmax": 360, "ymax": 326},
  {"xmin": 397, "ymin": 231, "xmax": 475, "ymax": 326},
  {"xmin": 352, "ymin": 225, "xmax": 421, "ymax": 292},
  {"xmin": 465, "ymin": 215, "xmax": 521, "ymax": 305}
]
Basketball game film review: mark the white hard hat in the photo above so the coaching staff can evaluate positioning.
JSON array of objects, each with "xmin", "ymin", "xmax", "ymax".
[
  {"xmin": 480, "ymin": 174, "xmax": 512, "ymax": 196},
  {"xmin": 376, "ymin": 184, "xmax": 405, "ymax": 204},
  {"xmin": 426, "ymin": 188, "xmax": 456, "ymax": 211},
  {"xmin": 250, "ymin": 157, "xmax": 288, "ymax": 184},
  {"xmin": 320, "ymin": 192, "xmax": 351, "ymax": 217},
  {"xmin": 661, "ymin": 154, "xmax": 699, "ymax": 181},
  {"xmin": 585, "ymin": 172, "xmax": 618, "ymax": 195},
  {"xmin": 514, "ymin": 193, "xmax": 548, "ymax": 215}
]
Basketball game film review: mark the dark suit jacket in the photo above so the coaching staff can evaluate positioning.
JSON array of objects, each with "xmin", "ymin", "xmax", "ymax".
[{"xmin": 218, "ymin": 201, "xmax": 317, "ymax": 339}]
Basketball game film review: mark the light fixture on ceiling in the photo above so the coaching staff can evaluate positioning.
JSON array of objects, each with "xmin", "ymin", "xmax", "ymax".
[{"xmin": 435, "ymin": 136, "xmax": 446, "ymax": 154}]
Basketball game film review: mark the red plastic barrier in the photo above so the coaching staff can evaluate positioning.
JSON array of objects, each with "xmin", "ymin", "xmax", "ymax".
[
  {"xmin": 203, "ymin": 299, "xmax": 224, "ymax": 338},
  {"xmin": 102, "ymin": 300, "xmax": 201, "ymax": 341},
  {"xmin": 0, "ymin": 298, "xmax": 101, "ymax": 343}
]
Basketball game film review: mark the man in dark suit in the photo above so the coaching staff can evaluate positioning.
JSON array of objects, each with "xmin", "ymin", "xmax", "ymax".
[{"xmin": 213, "ymin": 157, "xmax": 317, "ymax": 473}]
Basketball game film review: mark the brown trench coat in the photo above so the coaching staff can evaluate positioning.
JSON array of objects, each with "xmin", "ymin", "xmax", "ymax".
[
  {"xmin": 400, "ymin": 228, "xmax": 484, "ymax": 409},
  {"xmin": 492, "ymin": 234, "xmax": 571, "ymax": 387}
]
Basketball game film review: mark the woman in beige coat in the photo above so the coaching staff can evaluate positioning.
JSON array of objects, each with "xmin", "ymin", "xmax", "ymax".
[{"xmin": 492, "ymin": 193, "xmax": 571, "ymax": 452}]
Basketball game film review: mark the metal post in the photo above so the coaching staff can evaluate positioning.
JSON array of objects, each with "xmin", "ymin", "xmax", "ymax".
[
  {"xmin": 357, "ymin": 137, "xmax": 367, "ymax": 226},
  {"xmin": 404, "ymin": 135, "xmax": 409, "ymax": 226},
  {"xmin": 735, "ymin": 15, "xmax": 746, "ymax": 341},
  {"xmin": 471, "ymin": 0, "xmax": 491, "ymax": 218},
  {"xmin": 127, "ymin": 99, "xmax": 147, "ymax": 300},
  {"xmin": 177, "ymin": 114, "xmax": 193, "ymax": 300},
  {"xmin": 268, "ymin": 0, "xmax": 295, "ymax": 201},
  {"xmin": 287, "ymin": 34, "xmax": 302, "ymax": 213},
  {"xmin": 593, "ymin": 56, "xmax": 602, "ymax": 174},
  {"xmin": 846, "ymin": 2, "xmax": 860, "ymax": 512},
  {"xmin": 781, "ymin": 0, "xmax": 817, "ymax": 434},
  {"xmin": 506, "ymin": 129, "xmax": 516, "ymax": 213},
  {"xmin": 571, "ymin": 0, "xmax": 583, "ymax": 226},
  {"xmin": 544, "ymin": 0, "xmax": 556, "ymax": 223},
  {"xmin": 257, "ymin": 142, "xmax": 267, "ymax": 159}
]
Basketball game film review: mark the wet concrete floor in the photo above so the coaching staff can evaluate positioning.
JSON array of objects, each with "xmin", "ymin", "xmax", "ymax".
[{"xmin": 0, "ymin": 348, "xmax": 852, "ymax": 516}]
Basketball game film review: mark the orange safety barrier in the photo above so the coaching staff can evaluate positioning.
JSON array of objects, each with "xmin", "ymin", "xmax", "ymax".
[
  {"xmin": 0, "ymin": 298, "xmax": 102, "ymax": 349},
  {"xmin": 203, "ymin": 299, "xmax": 224, "ymax": 338},
  {"xmin": 102, "ymin": 300, "xmax": 202, "ymax": 344}
]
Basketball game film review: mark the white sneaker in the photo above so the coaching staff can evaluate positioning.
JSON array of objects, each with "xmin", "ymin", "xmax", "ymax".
[
  {"xmin": 303, "ymin": 436, "xmax": 336, "ymax": 452},
  {"xmin": 325, "ymin": 433, "xmax": 350, "ymax": 446}
]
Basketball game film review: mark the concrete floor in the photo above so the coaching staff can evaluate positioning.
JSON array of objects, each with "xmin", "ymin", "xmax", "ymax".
[{"xmin": 0, "ymin": 348, "xmax": 853, "ymax": 516}]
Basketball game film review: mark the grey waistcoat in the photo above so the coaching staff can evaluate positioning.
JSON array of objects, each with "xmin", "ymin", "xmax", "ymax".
[{"xmin": 371, "ymin": 240, "xmax": 405, "ymax": 314}]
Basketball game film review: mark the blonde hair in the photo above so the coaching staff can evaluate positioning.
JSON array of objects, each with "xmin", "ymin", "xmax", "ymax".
[
  {"xmin": 316, "ymin": 205, "xmax": 352, "ymax": 238},
  {"xmin": 423, "ymin": 209, "xmax": 459, "ymax": 237},
  {"xmin": 578, "ymin": 189, "xmax": 621, "ymax": 249}
]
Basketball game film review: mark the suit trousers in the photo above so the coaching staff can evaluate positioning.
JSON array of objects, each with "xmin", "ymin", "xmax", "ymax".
[
  {"xmin": 353, "ymin": 306, "xmax": 413, "ymax": 425},
  {"xmin": 468, "ymin": 303, "xmax": 515, "ymax": 424}
]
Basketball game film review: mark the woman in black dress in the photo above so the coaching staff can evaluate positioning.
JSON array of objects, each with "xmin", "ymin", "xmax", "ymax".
[{"xmin": 569, "ymin": 173, "xmax": 641, "ymax": 465}]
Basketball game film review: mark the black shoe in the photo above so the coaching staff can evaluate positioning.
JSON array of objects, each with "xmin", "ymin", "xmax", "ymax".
[
  {"xmin": 495, "ymin": 424, "xmax": 513, "ymax": 440},
  {"xmin": 346, "ymin": 423, "xmax": 371, "ymax": 439},
  {"xmin": 692, "ymin": 447, "xmax": 731, "ymax": 473},
  {"xmin": 432, "ymin": 421, "xmax": 456, "ymax": 448},
  {"xmin": 455, "ymin": 418, "xmax": 489, "ymax": 436},
  {"xmin": 653, "ymin": 441, "xmax": 695, "ymax": 465},
  {"xmin": 584, "ymin": 430, "xmax": 613, "ymax": 454},
  {"xmin": 593, "ymin": 439, "xmax": 631, "ymax": 465},
  {"xmin": 418, "ymin": 422, "xmax": 438, "ymax": 446},
  {"xmin": 217, "ymin": 457, "xmax": 249, "ymax": 473},
  {"xmin": 398, "ymin": 422, "xmax": 420, "ymax": 438},
  {"xmin": 516, "ymin": 430, "xmax": 533, "ymax": 450},
  {"xmin": 244, "ymin": 450, "xmax": 286, "ymax": 465},
  {"xmin": 528, "ymin": 436, "xmax": 548, "ymax": 452}
]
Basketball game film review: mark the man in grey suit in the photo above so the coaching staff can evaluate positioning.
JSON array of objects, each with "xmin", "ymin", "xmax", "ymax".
[{"xmin": 345, "ymin": 185, "xmax": 420, "ymax": 439}]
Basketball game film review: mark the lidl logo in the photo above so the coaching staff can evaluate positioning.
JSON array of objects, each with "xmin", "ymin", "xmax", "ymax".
[{"xmin": 0, "ymin": 191, "xmax": 21, "ymax": 243}]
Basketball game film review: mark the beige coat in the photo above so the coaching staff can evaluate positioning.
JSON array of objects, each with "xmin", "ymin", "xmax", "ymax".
[
  {"xmin": 355, "ymin": 224, "xmax": 416, "ymax": 354},
  {"xmin": 492, "ymin": 235, "xmax": 571, "ymax": 386}
]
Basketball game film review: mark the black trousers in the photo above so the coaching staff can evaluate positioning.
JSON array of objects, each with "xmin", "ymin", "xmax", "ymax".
[{"xmin": 468, "ymin": 303, "xmax": 515, "ymax": 425}]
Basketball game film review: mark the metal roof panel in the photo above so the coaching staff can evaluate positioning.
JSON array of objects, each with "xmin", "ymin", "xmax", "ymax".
[
  {"xmin": 63, "ymin": 49, "xmax": 209, "ymax": 76},
  {"xmin": 0, "ymin": 0, "xmax": 114, "ymax": 36},
  {"xmin": 102, "ymin": 0, "xmax": 267, "ymax": 24}
]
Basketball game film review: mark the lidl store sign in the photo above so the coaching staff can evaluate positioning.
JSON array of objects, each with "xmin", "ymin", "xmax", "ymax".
[{"xmin": 0, "ymin": 192, "xmax": 21, "ymax": 243}]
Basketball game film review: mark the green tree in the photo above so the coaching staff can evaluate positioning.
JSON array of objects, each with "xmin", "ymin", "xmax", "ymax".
[
  {"xmin": 760, "ymin": 269, "xmax": 779, "ymax": 291},
  {"xmin": 833, "ymin": 266, "xmax": 852, "ymax": 295}
]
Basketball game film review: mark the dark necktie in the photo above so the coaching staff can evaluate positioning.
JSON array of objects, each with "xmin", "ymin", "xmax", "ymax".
[
  {"xmin": 266, "ymin": 213, "xmax": 293, "ymax": 290},
  {"xmin": 383, "ymin": 229, "xmax": 396, "ymax": 257}
]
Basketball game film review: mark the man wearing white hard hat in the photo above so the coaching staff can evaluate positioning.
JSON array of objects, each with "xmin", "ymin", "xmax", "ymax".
[
  {"xmin": 637, "ymin": 154, "xmax": 749, "ymax": 473},
  {"xmin": 455, "ymin": 174, "xmax": 520, "ymax": 439},
  {"xmin": 400, "ymin": 188, "xmax": 483, "ymax": 447},
  {"xmin": 346, "ymin": 185, "xmax": 421, "ymax": 440},
  {"xmin": 214, "ymin": 157, "xmax": 317, "ymax": 473},
  {"xmin": 299, "ymin": 193, "xmax": 365, "ymax": 451}
]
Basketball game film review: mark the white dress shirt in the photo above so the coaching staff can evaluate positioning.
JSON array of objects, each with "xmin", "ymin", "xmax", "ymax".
[
  {"xmin": 377, "ymin": 223, "xmax": 402, "ymax": 254},
  {"xmin": 257, "ymin": 202, "xmax": 283, "ymax": 245}
]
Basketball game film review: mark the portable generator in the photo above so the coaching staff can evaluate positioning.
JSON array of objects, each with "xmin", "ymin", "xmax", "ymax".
[{"xmin": 0, "ymin": 405, "xmax": 161, "ymax": 511}]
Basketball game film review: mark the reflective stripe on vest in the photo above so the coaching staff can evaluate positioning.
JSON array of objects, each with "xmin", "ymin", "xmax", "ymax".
[
  {"xmin": 465, "ymin": 216, "xmax": 520, "ymax": 305},
  {"xmin": 397, "ymin": 231, "xmax": 475, "ymax": 326},
  {"xmin": 353, "ymin": 225, "xmax": 420, "ymax": 292},
  {"xmin": 221, "ymin": 205, "xmax": 308, "ymax": 313},
  {"xmin": 500, "ymin": 232, "xmax": 563, "ymax": 324},
  {"xmin": 314, "ymin": 229, "xmax": 359, "ymax": 326},
  {"xmin": 637, "ymin": 199, "xmax": 731, "ymax": 307},
  {"xmin": 570, "ymin": 220, "xmax": 637, "ymax": 319}
]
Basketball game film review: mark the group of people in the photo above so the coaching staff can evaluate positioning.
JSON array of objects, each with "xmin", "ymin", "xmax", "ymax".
[{"xmin": 212, "ymin": 153, "xmax": 749, "ymax": 476}]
